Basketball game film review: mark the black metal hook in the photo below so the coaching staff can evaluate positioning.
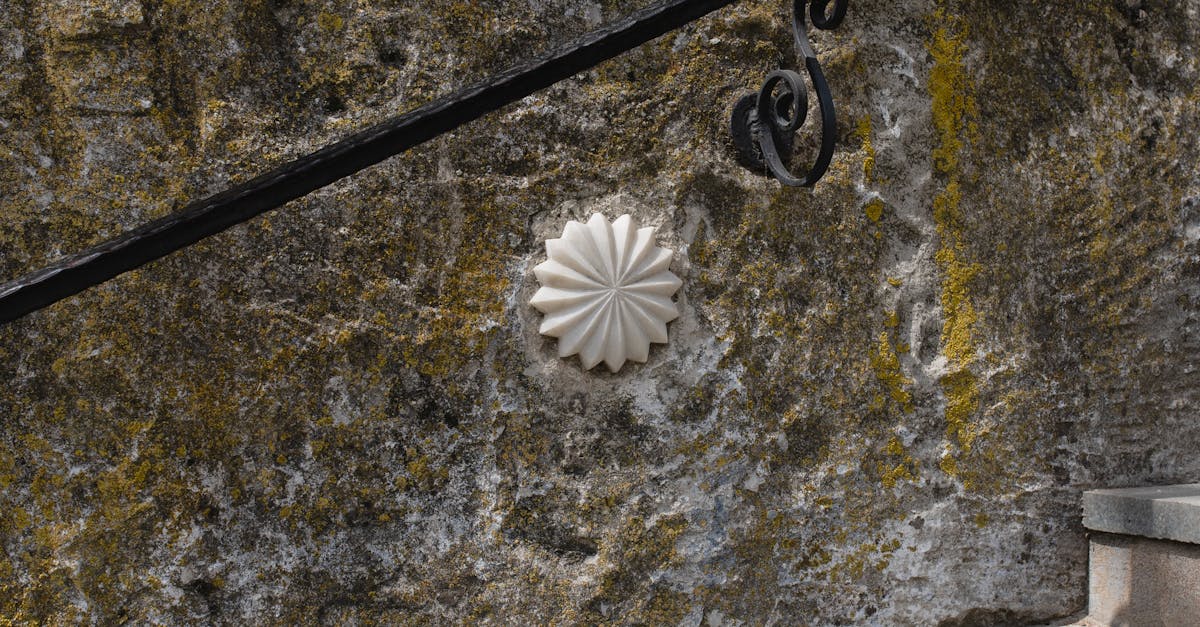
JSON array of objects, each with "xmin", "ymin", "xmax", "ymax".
[{"xmin": 731, "ymin": 0, "xmax": 847, "ymax": 187}]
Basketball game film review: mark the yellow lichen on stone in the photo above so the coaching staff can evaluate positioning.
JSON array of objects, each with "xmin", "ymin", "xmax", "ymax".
[
  {"xmin": 857, "ymin": 115, "xmax": 876, "ymax": 181},
  {"xmin": 879, "ymin": 436, "xmax": 918, "ymax": 488},
  {"xmin": 584, "ymin": 515, "xmax": 690, "ymax": 623},
  {"xmin": 929, "ymin": 7, "xmax": 983, "ymax": 467},
  {"xmin": 871, "ymin": 331, "xmax": 914, "ymax": 413},
  {"xmin": 316, "ymin": 12, "xmax": 344, "ymax": 33},
  {"xmin": 929, "ymin": 12, "xmax": 977, "ymax": 175},
  {"xmin": 941, "ymin": 369, "xmax": 981, "ymax": 451},
  {"xmin": 865, "ymin": 198, "xmax": 885, "ymax": 223}
]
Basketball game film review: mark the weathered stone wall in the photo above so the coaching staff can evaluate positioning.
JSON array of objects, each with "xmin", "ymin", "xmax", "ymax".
[{"xmin": 1, "ymin": 0, "xmax": 1197, "ymax": 623}]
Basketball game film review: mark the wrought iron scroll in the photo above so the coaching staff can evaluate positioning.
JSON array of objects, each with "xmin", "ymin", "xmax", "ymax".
[{"xmin": 730, "ymin": 0, "xmax": 847, "ymax": 187}]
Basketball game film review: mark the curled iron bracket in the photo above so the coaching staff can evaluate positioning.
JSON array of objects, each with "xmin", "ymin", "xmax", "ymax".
[{"xmin": 731, "ymin": 0, "xmax": 847, "ymax": 187}]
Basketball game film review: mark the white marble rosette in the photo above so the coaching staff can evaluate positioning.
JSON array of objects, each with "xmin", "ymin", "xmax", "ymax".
[{"xmin": 531, "ymin": 214, "xmax": 682, "ymax": 372}]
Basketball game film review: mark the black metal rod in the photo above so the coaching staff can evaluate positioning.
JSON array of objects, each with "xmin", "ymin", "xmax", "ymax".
[{"xmin": 0, "ymin": 0, "xmax": 742, "ymax": 324}]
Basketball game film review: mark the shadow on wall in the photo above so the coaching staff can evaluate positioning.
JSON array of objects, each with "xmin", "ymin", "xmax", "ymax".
[
  {"xmin": 1104, "ymin": 605, "xmax": 1136, "ymax": 627},
  {"xmin": 933, "ymin": 605, "xmax": 1087, "ymax": 626},
  {"xmin": 1090, "ymin": 531, "xmax": 1200, "ymax": 627}
]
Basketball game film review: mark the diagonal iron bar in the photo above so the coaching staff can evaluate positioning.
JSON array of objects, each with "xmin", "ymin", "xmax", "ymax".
[
  {"xmin": 1, "ymin": 0, "xmax": 847, "ymax": 325},
  {"xmin": 0, "ymin": 0, "xmax": 742, "ymax": 324}
]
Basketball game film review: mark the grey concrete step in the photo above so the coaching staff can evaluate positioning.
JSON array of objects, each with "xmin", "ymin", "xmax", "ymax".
[
  {"xmin": 1081, "ymin": 484, "xmax": 1200, "ymax": 626},
  {"xmin": 1083, "ymin": 484, "xmax": 1200, "ymax": 545}
]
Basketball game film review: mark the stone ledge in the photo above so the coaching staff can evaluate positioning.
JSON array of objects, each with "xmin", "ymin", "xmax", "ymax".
[{"xmin": 1082, "ymin": 483, "xmax": 1200, "ymax": 545}]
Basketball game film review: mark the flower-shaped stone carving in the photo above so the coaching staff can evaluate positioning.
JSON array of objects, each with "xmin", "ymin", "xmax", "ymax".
[{"xmin": 531, "ymin": 214, "xmax": 682, "ymax": 372}]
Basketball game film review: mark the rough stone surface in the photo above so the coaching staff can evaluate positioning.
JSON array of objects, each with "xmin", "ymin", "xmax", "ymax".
[
  {"xmin": 1, "ymin": 0, "xmax": 1198, "ymax": 624},
  {"xmin": 1083, "ymin": 484, "xmax": 1200, "ymax": 545},
  {"xmin": 1088, "ymin": 533, "xmax": 1200, "ymax": 627}
]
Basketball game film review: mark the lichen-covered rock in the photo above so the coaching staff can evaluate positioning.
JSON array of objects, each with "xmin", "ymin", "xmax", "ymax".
[{"xmin": 1, "ymin": 0, "xmax": 1197, "ymax": 624}]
